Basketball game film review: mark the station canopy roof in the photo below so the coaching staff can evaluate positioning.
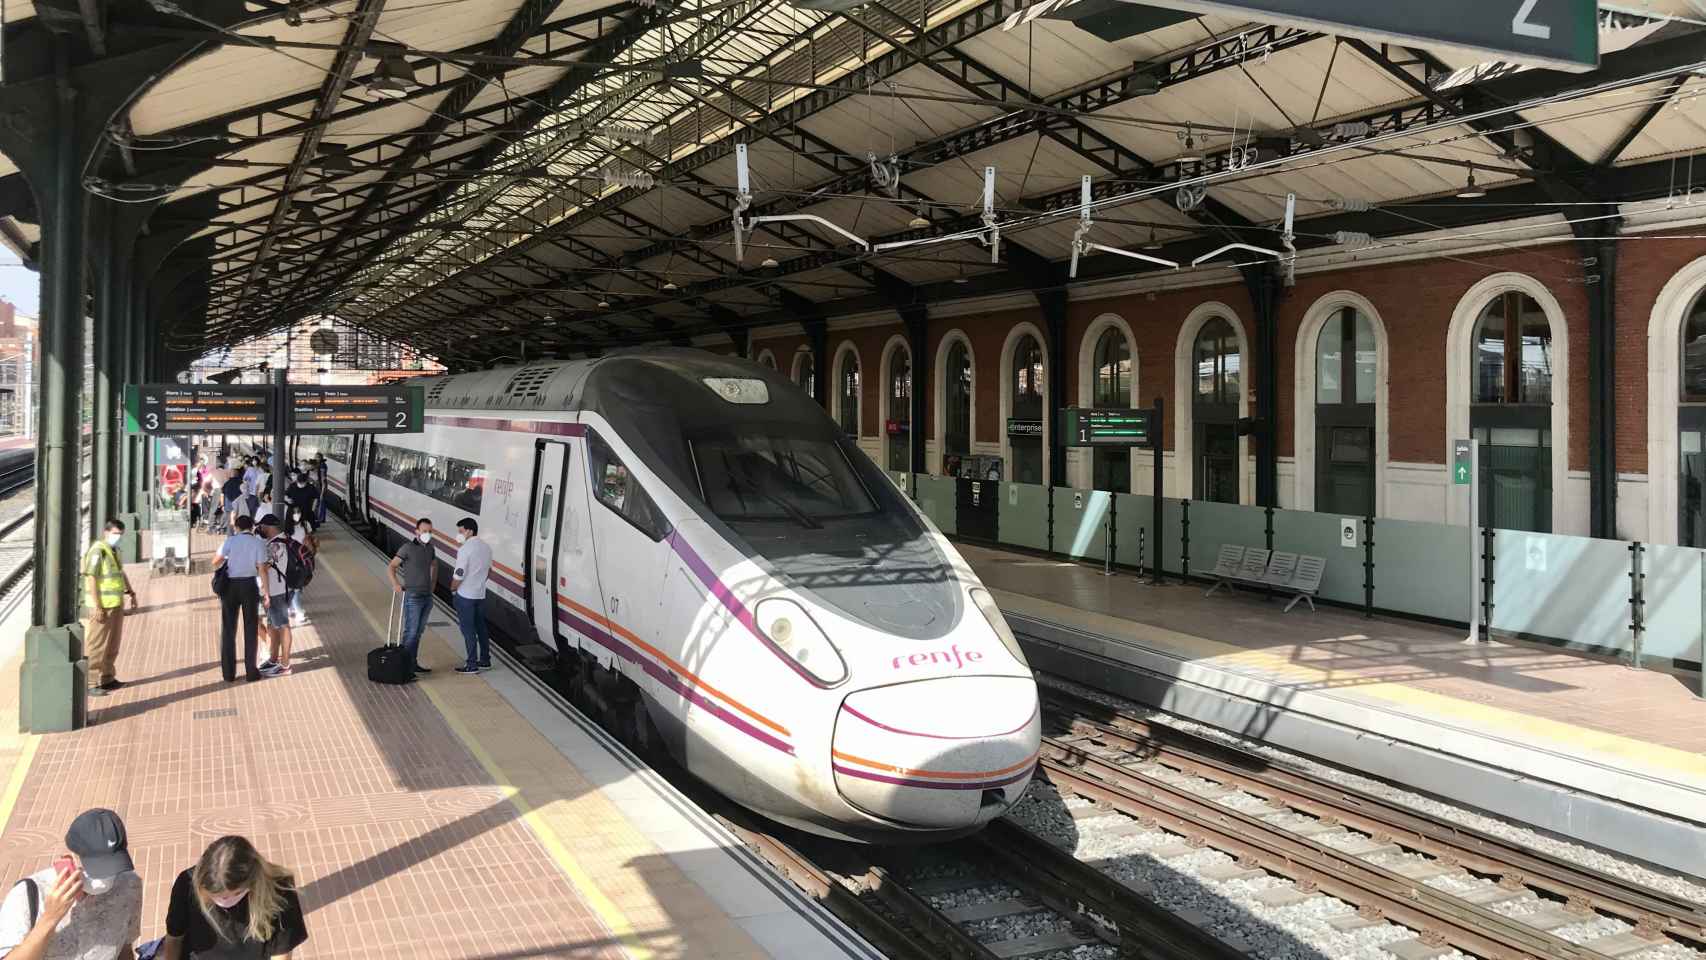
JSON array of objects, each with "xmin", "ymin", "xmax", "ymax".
[{"xmin": 6, "ymin": 0, "xmax": 1706, "ymax": 366}]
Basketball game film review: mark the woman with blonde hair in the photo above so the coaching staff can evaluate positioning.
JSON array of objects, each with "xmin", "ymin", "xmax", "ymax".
[{"xmin": 160, "ymin": 836, "xmax": 307, "ymax": 959}]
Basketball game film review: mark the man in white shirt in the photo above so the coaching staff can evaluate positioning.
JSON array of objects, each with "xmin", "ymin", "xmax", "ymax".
[
  {"xmin": 450, "ymin": 517, "xmax": 494, "ymax": 674},
  {"xmin": 0, "ymin": 809, "xmax": 141, "ymax": 960}
]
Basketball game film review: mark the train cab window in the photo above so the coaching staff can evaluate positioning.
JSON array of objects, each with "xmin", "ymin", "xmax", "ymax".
[
  {"xmin": 588, "ymin": 434, "xmax": 669, "ymax": 541},
  {"xmin": 692, "ymin": 431, "xmax": 877, "ymax": 525}
]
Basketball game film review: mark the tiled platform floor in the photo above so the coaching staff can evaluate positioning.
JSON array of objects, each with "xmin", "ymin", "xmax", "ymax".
[
  {"xmin": 962, "ymin": 544, "xmax": 1706, "ymax": 756},
  {"xmin": 0, "ymin": 527, "xmax": 785, "ymax": 960}
]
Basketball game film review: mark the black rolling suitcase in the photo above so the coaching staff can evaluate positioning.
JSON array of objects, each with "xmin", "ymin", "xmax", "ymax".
[{"xmin": 368, "ymin": 593, "xmax": 414, "ymax": 685}]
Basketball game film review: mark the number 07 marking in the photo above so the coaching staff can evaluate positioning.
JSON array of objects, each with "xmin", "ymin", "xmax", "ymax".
[{"xmin": 1512, "ymin": 0, "xmax": 1552, "ymax": 39}]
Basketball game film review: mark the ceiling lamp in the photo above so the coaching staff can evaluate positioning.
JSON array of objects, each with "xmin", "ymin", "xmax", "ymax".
[
  {"xmin": 908, "ymin": 206, "xmax": 931, "ymax": 229},
  {"xmin": 368, "ymin": 53, "xmax": 420, "ymax": 99},
  {"xmin": 596, "ymin": 297, "xmax": 611, "ymax": 308},
  {"xmin": 953, "ymin": 264, "xmax": 969, "ymax": 284},
  {"xmin": 309, "ymin": 182, "xmax": 338, "ymax": 200},
  {"xmin": 1143, "ymin": 227, "xmax": 1163, "ymax": 250},
  {"xmin": 1176, "ymin": 125, "xmax": 1202, "ymax": 163},
  {"xmin": 760, "ymin": 256, "xmax": 780, "ymax": 269},
  {"xmin": 1457, "ymin": 165, "xmax": 1486, "ymax": 199},
  {"xmin": 295, "ymin": 206, "xmax": 321, "ymax": 226},
  {"xmin": 661, "ymin": 279, "xmax": 678, "ymax": 291}
]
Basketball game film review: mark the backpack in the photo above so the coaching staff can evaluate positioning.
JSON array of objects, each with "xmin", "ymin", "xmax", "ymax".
[{"xmin": 270, "ymin": 535, "xmax": 315, "ymax": 590}]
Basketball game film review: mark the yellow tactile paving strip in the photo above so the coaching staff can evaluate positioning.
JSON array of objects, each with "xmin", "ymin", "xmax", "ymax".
[
  {"xmin": 977, "ymin": 552, "xmax": 1706, "ymax": 789},
  {"xmin": 318, "ymin": 530, "xmax": 770, "ymax": 960}
]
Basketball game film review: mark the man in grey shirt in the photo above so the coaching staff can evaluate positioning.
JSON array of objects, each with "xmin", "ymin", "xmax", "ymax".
[
  {"xmin": 387, "ymin": 517, "xmax": 437, "ymax": 675},
  {"xmin": 0, "ymin": 809, "xmax": 141, "ymax": 960}
]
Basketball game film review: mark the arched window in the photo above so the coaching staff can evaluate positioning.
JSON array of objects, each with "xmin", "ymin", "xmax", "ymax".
[
  {"xmin": 943, "ymin": 341, "xmax": 972, "ymax": 476},
  {"xmin": 757, "ymin": 350, "xmax": 777, "ymax": 370},
  {"xmin": 1315, "ymin": 307, "xmax": 1376, "ymax": 516},
  {"xmin": 1471, "ymin": 292, "xmax": 1552, "ymax": 532},
  {"xmin": 1008, "ymin": 334, "xmax": 1045, "ymax": 484},
  {"xmin": 793, "ymin": 350, "xmax": 815, "ymax": 398},
  {"xmin": 1091, "ymin": 328, "xmax": 1132, "ymax": 493},
  {"xmin": 1192, "ymin": 318, "xmax": 1240, "ymax": 503},
  {"xmin": 886, "ymin": 344, "xmax": 911, "ymax": 472},
  {"xmin": 837, "ymin": 350, "xmax": 860, "ymax": 437},
  {"xmin": 1680, "ymin": 293, "xmax": 1706, "ymax": 544}
]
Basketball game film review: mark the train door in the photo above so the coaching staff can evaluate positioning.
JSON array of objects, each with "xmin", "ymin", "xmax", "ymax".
[
  {"xmin": 583, "ymin": 430, "xmax": 670, "ymax": 669},
  {"xmin": 526, "ymin": 440, "xmax": 570, "ymax": 647},
  {"xmin": 351, "ymin": 434, "xmax": 372, "ymax": 526}
]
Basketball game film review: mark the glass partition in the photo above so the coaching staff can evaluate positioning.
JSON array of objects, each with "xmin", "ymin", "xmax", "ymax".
[
  {"xmin": 1375, "ymin": 518, "xmax": 1471, "ymax": 622},
  {"xmin": 1642, "ymin": 544, "xmax": 1704, "ymax": 662},
  {"xmin": 998, "ymin": 482, "xmax": 1050, "ymax": 551},
  {"xmin": 913, "ymin": 474, "xmax": 957, "ymax": 535},
  {"xmin": 1051, "ymin": 487, "xmax": 1111, "ymax": 560},
  {"xmin": 1488, "ymin": 530, "xmax": 1630, "ymax": 654},
  {"xmin": 1114, "ymin": 493, "xmax": 1154, "ymax": 569},
  {"xmin": 1186, "ymin": 501, "xmax": 1267, "ymax": 575},
  {"xmin": 1271, "ymin": 509, "xmax": 1367, "ymax": 606}
]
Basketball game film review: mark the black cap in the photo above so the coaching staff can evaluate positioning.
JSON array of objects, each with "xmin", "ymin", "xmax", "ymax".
[
  {"xmin": 66, "ymin": 809, "xmax": 133, "ymax": 879},
  {"xmin": 257, "ymin": 513, "xmax": 280, "ymax": 527}
]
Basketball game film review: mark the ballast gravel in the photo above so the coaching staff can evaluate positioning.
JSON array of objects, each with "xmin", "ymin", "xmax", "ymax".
[
  {"xmin": 1042, "ymin": 675, "xmax": 1706, "ymax": 906},
  {"xmin": 1006, "ymin": 782, "xmax": 1477, "ymax": 960}
]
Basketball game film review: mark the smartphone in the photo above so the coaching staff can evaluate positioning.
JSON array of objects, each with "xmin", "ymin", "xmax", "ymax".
[{"xmin": 52, "ymin": 856, "xmax": 74, "ymax": 878}]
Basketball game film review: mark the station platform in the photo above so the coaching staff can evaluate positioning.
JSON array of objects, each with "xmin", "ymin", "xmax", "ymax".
[
  {"xmin": 963, "ymin": 543, "xmax": 1706, "ymax": 881},
  {"xmin": 0, "ymin": 528, "xmax": 880, "ymax": 960}
]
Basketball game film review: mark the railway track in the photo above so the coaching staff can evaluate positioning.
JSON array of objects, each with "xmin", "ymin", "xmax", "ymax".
[
  {"xmin": 723, "ymin": 811, "xmax": 1247, "ymax": 960},
  {"xmin": 1038, "ymin": 687, "xmax": 1706, "ymax": 960}
]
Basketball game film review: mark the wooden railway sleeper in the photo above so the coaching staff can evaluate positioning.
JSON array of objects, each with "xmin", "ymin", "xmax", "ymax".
[
  {"xmin": 1044, "ymin": 695, "xmax": 1706, "ymax": 941},
  {"xmin": 1042, "ymin": 741, "xmax": 1607, "ymax": 960}
]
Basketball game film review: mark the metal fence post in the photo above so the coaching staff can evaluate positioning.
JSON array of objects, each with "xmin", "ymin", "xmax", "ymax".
[
  {"xmin": 1363, "ymin": 515, "xmax": 1375, "ymax": 619},
  {"xmin": 1264, "ymin": 504, "xmax": 1275, "ymax": 553},
  {"xmin": 1180, "ymin": 499, "xmax": 1192, "ymax": 581},
  {"xmin": 1480, "ymin": 525, "xmax": 1495, "ymax": 642},
  {"xmin": 1046, "ymin": 483, "xmax": 1054, "ymax": 555},
  {"xmin": 1629, "ymin": 541, "xmax": 1646, "ymax": 669},
  {"xmin": 1108, "ymin": 492, "xmax": 1118, "ymax": 571}
]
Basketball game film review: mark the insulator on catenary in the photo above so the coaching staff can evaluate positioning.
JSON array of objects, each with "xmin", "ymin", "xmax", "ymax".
[
  {"xmin": 602, "ymin": 170, "xmax": 656, "ymax": 189},
  {"xmin": 1333, "ymin": 231, "xmax": 1375, "ymax": 249},
  {"xmin": 1330, "ymin": 197, "xmax": 1374, "ymax": 212},
  {"xmin": 1333, "ymin": 121, "xmax": 1372, "ymax": 138}
]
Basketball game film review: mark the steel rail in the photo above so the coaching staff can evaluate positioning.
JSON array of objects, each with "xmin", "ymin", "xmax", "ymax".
[
  {"xmin": 1044, "ymin": 689, "xmax": 1706, "ymax": 949},
  {"xmin": 1040, "ymin": 738, "xmax": 1606, "ymax": 960}
]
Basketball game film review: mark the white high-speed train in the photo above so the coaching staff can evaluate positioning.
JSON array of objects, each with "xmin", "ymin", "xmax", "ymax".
[{"xmin": 300, "ymin": 349, "xmax": 1039, "ymax": 842}]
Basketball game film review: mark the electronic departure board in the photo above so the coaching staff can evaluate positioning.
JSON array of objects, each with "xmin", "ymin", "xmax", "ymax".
[
  {"xmin": 286, "ymin": 384, "xmax": 424, "ymax": 434},
  {"xmin": 1059, "ymin": 407, "xmax": 1155, "ymax": 447},
  {"xmin": 126, "ymin": 385, "xmax": 275, "ymax": 435}
]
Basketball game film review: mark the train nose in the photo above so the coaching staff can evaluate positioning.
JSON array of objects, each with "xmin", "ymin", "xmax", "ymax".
[{"xmin": 831, "ymin": 676, "xmax": 1040, "ymax": 830}]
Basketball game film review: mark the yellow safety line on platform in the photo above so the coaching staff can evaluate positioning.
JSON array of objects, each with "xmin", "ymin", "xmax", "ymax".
[
  {"xmin": 0, "ymin": 735, "xmax": 39, "ymax": 836},
  {"xmin": 996, "ymin": 588, "xmax": 1706, "ymax": 783},
  {"xmin": 320, "ymin": 558, "xmax": 652, "ymax": 960}
]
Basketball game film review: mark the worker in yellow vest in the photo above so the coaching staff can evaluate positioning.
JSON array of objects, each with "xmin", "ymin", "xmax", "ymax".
[{"xmin": 84, "ymin": 518, "xmax": 138, "ymax": 697}]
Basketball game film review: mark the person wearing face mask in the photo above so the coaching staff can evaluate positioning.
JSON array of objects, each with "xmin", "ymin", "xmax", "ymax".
[
  {"xmin": 0, "ymin": 808, "xmax": 142, "ymax": 960},
  {"xmin": 449, "ymin": 518, "xmax": 492, "ymax": 674},
  {"xmin": 160, "ymin": 836, "xmax": 306, "ymax": 960},
  {"xmin": 81, "ymin": 519, "xmax": 137, "ymax": 698},
  {"xmin": 386, "ymin": 518, "xmax": 438, "ymax": 676},
  {"xmin": 278, "ymin": 506, "xmax": 316, "ymax": 628}
]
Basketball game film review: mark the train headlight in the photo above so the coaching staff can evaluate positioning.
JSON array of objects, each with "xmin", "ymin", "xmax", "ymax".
[
  {"xmin": 970, "ymin": 588, "xmax": 1028, "ymax": 667},
  {"xmin": 754, "ymin": 598, "xmax": 847, "ymax": 686}
]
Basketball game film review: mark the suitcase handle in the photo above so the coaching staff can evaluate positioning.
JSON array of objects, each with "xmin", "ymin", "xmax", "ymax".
[{"xmin": 386, "ymin": 590, "xmax": 400, "ymax": 648}]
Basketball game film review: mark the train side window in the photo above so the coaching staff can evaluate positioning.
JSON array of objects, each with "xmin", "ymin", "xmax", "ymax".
[
  {"xmin": 588, "ymin": 433, "xmax": 670, "ymax": 541},
  {"xmin": 534, "ymin": 484, "xmax": 554, "ymax": 586}
]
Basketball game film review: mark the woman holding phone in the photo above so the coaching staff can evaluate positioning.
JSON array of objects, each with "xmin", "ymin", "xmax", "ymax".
[
  {"xmin": 0, "ymin": 808, "xmax": 142, "ymax": 960},
  {"xmin": 160, "ymin": 836, "xmax": 306, "ymax": 960}
]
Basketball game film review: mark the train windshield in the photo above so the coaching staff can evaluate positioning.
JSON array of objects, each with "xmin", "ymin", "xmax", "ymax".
[{"xmin": 691, "ymin": 433, "xmax": 877, "ymax": 524}]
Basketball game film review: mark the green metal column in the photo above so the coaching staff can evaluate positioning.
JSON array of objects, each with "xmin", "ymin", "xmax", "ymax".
[
  {"xmin": 33, "ymin": 42, "xmax": 89, "ymax": 630},
  {"xmin": 90, "ymin": 201, "xmax": 122, "ymax": 540}
]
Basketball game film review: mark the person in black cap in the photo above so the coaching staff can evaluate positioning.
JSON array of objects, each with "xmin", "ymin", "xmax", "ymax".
[{"xmin": 0, "ymin": 808, "xmax": 142, "ymax": 960}]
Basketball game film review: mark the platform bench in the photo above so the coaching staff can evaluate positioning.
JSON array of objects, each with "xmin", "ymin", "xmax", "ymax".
[{"xmin": 1204, "ymin": 545, "xmax": 1326, "ymax": 613}]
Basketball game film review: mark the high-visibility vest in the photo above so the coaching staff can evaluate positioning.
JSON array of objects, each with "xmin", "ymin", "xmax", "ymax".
[{"xmin": 84, "ymin": 542, "xmax": 124, "ymax": 610}]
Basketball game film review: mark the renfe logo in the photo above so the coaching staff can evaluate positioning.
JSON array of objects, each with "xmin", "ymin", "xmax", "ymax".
[{"xmin": 892, "ymin": 644, "xmax": 985, "ymax": 671}]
